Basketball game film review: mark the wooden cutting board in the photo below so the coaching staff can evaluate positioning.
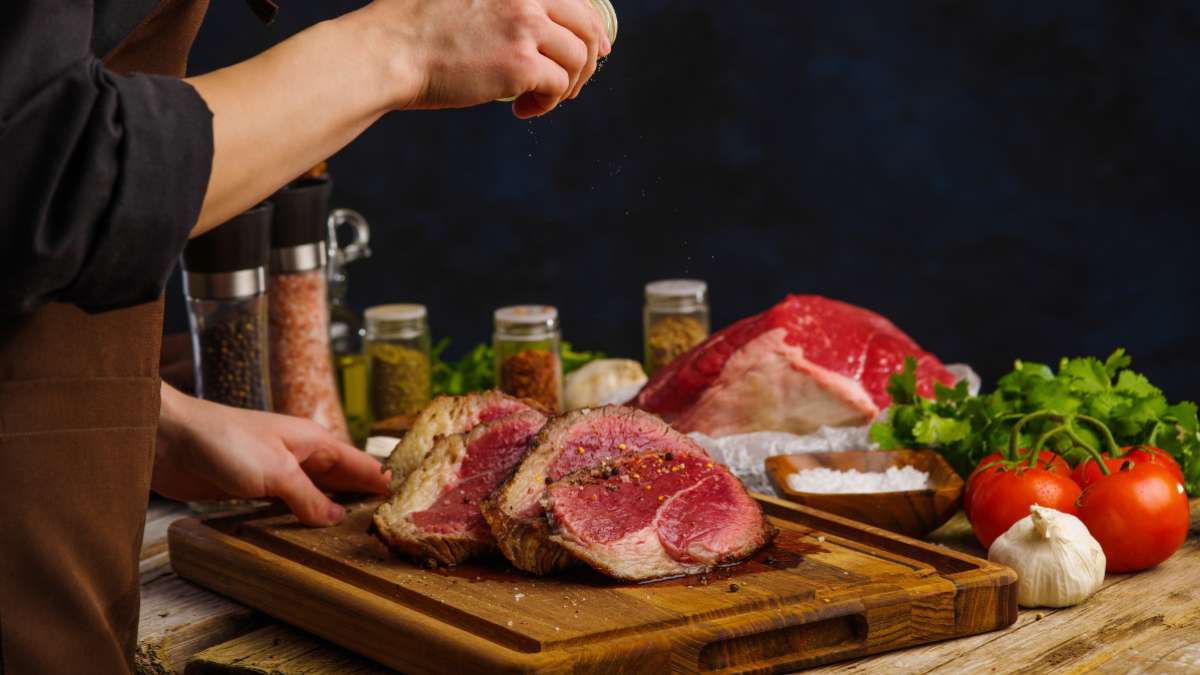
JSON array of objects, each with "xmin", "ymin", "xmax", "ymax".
[{"xmin": 168, "ymin": 494, "xmax": 1017, "ymax": 674}]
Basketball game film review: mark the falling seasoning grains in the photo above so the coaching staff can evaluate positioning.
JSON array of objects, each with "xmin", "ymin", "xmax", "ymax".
[{"xmin": 728, "ymin": 583, "xmax": 739, "ymax": 593}]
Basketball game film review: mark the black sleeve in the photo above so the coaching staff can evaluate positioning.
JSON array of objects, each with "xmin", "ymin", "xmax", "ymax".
[{"xmin": 0, "ymin": 2, "xmax": 214, "ymax": 319}]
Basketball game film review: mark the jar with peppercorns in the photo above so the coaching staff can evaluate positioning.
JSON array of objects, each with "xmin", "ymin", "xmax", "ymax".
[
  {"xmin": 182, "ymin": 203, "xmax": 274, "ymax": 411},
  {"xmin": 364, "ymin": 304, "xmax": 433, "ymax": 421},
  {"xmin": 643, "ymin": 279, "xmax": 710, "ymax": 376},
  {"xmin": 494, "ymin": 305, "xmax": 563, "ymax": 412}
]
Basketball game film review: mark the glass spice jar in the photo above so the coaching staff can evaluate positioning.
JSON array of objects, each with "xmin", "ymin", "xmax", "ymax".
[
  {"xmin": 494, "ymin": 305, "xmax": 562, "ymax": 412},
  {"xmin": 643, "ymin": 279, "xmax": 710, "ymax": 376},
  {"xmin": 182, "ymin": 203, "xmax": 274, "ymax": 411},
  {"xmin": 267, "ymin": 177, "xmax": 350, "ymax": 441},
  {"xmin": 364, "ymin": 304, "xmax": 432, "ymax": 421}
]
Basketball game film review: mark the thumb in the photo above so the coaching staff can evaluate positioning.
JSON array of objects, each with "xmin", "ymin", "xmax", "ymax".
[{"xmin": 270, "ymin": 461, "xmax": 345, "ymax": 527}]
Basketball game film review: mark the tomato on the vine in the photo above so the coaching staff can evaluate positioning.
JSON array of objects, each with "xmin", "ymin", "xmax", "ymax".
[
  {"xmin": 1076, "ymin": 462, "xmax": 1190, "ymax": 572},
  {"xmin": 1071, "ymin": 446, "xmax": 1185, "ymax": 490},
  {"xmin": 1071, "ymin": 455, "xmax": 1125, "ymax": 490},
  {"xmin": 965, "ymin": 450, "xmax": 1070, "ymax": 518},
  {"xmin": 968, "ymin": 466, "xmax": 1081, "ymax": 549}
]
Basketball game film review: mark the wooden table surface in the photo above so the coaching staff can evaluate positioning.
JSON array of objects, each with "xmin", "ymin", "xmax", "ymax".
[{"xmin": 137, "ymin": 497, "xmax": 1200, "ymax": 674}]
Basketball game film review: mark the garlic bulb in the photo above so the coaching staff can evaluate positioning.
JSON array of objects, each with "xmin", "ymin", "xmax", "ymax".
[
  {"xmin": 563, "ymin": 359, "xmax": 648, "ymax": 410},
  {"xmin": 988, "ymin": 505, "xmax": 1105, "ymax": 608}
]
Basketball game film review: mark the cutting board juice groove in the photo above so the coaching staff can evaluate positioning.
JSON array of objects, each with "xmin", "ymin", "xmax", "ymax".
[{"xmin": 169, "ymin": 494, "xmax": 1017, "ymax": 673}]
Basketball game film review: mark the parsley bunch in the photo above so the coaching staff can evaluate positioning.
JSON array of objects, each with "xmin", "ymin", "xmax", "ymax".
[{"xmin": 870, "ymin": 349, "xmax": 1200, "ymax": 494}]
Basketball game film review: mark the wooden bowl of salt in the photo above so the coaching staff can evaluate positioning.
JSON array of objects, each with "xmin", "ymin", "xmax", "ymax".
[{"xmin": 764, "ymin": 450, "xmax": 964, "ymax": 540}]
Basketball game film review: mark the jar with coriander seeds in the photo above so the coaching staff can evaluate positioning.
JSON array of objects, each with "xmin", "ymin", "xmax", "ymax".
[
  {"xmin": 643, "ymin": 279, "xmax": 710, "ymax": 376},
  {"xmin": 494, "ymin": 305, "xmax": 562, "ymax": 412},
  {"xmin": 364, "ymin": 304, "xmax": 432, "ymax": 421}
]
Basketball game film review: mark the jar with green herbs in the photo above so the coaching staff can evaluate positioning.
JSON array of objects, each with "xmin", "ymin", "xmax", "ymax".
[
  {"xmin": 494, "ymin": 305, "xmax": 562, "ymax": 412},
  {"xmin": 643, "ymin": 279, "xmax": 710, "ymax": 375},
  {"xmin": 365, "ymin": 304, "xmax": 432, "ymax": 420}
]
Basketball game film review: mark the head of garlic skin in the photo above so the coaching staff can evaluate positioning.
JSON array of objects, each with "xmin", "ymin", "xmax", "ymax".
[{"xmin": 987, "ymin": 505, "xmax": 1106, "ymax": 608}]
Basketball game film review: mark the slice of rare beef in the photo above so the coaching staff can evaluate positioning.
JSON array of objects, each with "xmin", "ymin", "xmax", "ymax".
[
  {"xmin": 544, "ymin": 450, "xmax": 774, "ymax": 580},
  {"xmin": 635, "ymin": 295, "xmax": 955, "ymax": 436},
  {"xmin": 374, "ymin": 410, "xmax": 547, "ymax": 565},
  {"xmin": 385, "ymin": 390, "xmax": 537, "ymax": 491},
  {"xmin": 481, "ymin": 405, "xmax": 709, "ymax": 575}
]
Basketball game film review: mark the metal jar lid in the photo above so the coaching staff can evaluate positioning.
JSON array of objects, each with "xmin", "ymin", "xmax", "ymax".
[
  {"xmin": 645, "ymin": 279, "xmax": 708, "ymax": 311},
  {"xmin": 494, "ymin": 305, "xmax": 560, "ymax": 341},
  {"xmin": 365, "ymin": 304, "xmax": 429, "ymax": 340}
]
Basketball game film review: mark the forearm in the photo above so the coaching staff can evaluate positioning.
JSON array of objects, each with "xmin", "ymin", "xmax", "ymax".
[{"xmin": 186, "ymin": 6, "xmax": 405, "ymax": 235}]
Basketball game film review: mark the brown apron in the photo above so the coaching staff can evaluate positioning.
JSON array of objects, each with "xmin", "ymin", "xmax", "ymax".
[{"xmin": 0, "ymin": 1, "xmax": 208, "ymax": 672}]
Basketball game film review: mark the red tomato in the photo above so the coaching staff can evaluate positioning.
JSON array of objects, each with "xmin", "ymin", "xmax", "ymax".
[
  {"xmin": 1071, "ymin": 455, "xmax": 1125, "ymax": 490},
  {"xmin": 1076, "ymin": 462, "xmax": 1190, "ymax": 572},
  {"xmin": 965, "ymin": 450, "xmax": 1070, "ymax": 518},
  {"xmin": 1071, "ymin": 446, "xmax": 1185, "ymax": 490},
  {"xmin": 1124, "ymin": 446, "xmax": 1185, "ymax": 485},
  {"xmin": 969, "ymin": 467, "xmax": 1082, "ymax": 550}
]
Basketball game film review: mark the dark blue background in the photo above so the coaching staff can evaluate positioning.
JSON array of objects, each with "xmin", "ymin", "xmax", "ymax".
[{"xmin": 169, "ymin": 1, "xmax": 1200, "ymax": 400}]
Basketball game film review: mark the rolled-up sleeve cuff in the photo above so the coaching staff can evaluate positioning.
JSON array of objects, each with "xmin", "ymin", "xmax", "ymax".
[{"xmin": 64, "ymin": 72, "xmax": 213, "ymax": 313}]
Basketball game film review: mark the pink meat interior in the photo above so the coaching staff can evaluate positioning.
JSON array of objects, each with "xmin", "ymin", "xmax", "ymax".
[
  {"xmin": 548, "ymin": 452, "xmax": 761, "ymax": 564},
  {"xmin": 410, "ymin": 414, "xmax": 543, "ymax": 536},
  {"xmin": 478, "ymin": 399, "xmax": 532, "ymax": 423}
]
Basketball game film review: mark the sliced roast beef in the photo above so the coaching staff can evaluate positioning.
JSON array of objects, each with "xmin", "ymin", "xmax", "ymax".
[
  {"xmin": 373, "ymin": 410, "xmax": 547, "ymax": 565},
  {"xmin": 544, "ymin": 450, "xmax": 773, "ymax": 580},
  {"xmin": 481, "ymin": 405, "xmax": 709, "ymax": 575},
  {"xmin": 384, "ymin": 391, "xmax": 537, "ymax": 491},
  {"xmin": 635, "ymin": 294, "xmax": 955, "ymax": 436}
]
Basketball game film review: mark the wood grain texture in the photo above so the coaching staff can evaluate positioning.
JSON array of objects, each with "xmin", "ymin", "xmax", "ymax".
[
  {"xmin": 168, "ymin": 494, "xmax": 1016, "ymax": 673},
  {"xmin": 766, "ymin": 451, "xmax": 964, "ymax": 539},
  {"xmin": 185, "ymin": 625, "xmax": 390, "ymax": 675},
  {"xmin": 809, "ymin": 499, "xmax": 1200, "ymax": 674}
]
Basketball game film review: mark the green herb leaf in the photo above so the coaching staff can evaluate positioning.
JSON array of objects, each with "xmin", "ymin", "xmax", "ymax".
[{"xmin": 886, "ymin": 357, "xmax": 919, "ymax": 405}]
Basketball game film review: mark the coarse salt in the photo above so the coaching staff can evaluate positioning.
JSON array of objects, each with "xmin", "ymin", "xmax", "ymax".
[{"xmin": 786, "ymin": 465, "xmax": 929, "ymax": 493}]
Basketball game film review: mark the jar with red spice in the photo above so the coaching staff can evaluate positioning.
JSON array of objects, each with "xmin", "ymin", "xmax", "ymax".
[
  {"xmin": 494, "ymin": 305, "xmax": 563, "ymax": 412},
  {"xmin": 266, "ymin": 176, "xmax": 350, "ymax": 441}
]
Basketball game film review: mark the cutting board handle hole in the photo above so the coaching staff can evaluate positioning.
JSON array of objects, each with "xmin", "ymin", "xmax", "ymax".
[{"xmin": 697, "ymin": 613, "xmax": 867, "ymax": 671}]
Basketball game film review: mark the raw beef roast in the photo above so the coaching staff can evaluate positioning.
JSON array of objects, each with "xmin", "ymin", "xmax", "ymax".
[
  {"xmin": 374, "ymin": 410, "xmax": 547, "ymax": 565},
  {"xmin": 385, "ymin": 391, "xmax": 537, "ymax": 491},
  {"xmin": 544, "ymin": 450, "xmax": 774, "ymax": 580},
  {"xmin": 481, "ymin": 406, "xmax": 713, "ymax": 575},
  {"xmin": 635, "ymin": 295, "xmax": 955, "ymax": 436}
]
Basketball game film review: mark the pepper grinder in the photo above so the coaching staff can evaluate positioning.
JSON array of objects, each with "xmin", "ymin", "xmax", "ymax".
[{"xmin": 181, "ymin": 203, "xmax": 274, "ymax": 412}]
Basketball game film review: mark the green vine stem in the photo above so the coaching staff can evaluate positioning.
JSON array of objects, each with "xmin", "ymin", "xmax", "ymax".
[
  {"xmin": 1008, "ymin": 410, "xmax": 1112, "ymax": 475},
  {"xmin": 1072, "ymin": 414, "xmax": 1122, "ymax": 455},
  {"xmin": 1009, "ymin": 410, "xmax": 1062, "ymax": 459}
]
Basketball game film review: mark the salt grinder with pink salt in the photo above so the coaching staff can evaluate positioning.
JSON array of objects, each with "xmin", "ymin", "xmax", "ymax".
[{"xmin": 267, "ymin": 176, "xmax": 351, "ymax": 441}]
